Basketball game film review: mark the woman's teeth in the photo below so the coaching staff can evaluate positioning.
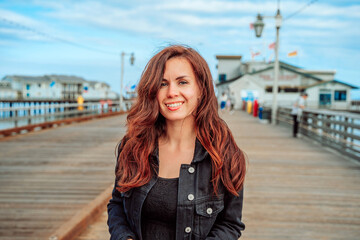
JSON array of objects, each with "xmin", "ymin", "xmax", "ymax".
[{"xmin": 166, "ymin": 102, "xmax": 183, "ymax": 107}]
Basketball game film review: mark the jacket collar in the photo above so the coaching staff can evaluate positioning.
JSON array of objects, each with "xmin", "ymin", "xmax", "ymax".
[{"xmin": 192, "ymin": 138, "xmax": 209, "ymax": 163}]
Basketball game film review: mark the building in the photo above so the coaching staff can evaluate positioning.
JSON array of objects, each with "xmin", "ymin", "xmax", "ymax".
[
  {"xmin": 0, "ymin": 75, "xmax": 118, "ymax": 101},
  {"xmin": 215, "ymin": 56, "xmax": 358, "ymax": 110},
  {"xmin": 0, "ymin": 81, "xmax": 18, "ymax": 100}
]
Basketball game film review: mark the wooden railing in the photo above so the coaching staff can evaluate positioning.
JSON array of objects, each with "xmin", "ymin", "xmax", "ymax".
[
  {"xmin": 0, "ymin": 101, "xmax": 121, "ymax": 128},
  {"xmin": 0, "ymin": 100, "xmax": 136, "ymax": 137},
  {"xmin": 277, "ymin": 107, "xmax": 360, "ymax": 161}
]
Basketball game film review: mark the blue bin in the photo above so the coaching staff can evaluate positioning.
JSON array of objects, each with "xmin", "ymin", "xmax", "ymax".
[{"xmin": 258, "ymin": 107, "xmax": 263, "ymax": 119}]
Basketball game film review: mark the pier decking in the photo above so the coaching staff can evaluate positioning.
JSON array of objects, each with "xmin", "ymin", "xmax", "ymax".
[
  {"xmin": 0, "ymin": 114, "xmax": 127, "ymax": 239},
  {"xmin": 1, "ymin": 110, "xmax": 360, "ymax": 239}
]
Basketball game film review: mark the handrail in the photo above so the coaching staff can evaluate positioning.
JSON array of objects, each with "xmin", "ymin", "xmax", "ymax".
[
  {"xmin": 0, "ymin": 100, "xmax": 132, "ymax": 129},
  {"xmin": 277, "ymin": 107, "xmax": 360, "ymax": 161}
]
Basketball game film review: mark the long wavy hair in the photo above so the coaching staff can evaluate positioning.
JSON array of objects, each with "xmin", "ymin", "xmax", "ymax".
[{"xmin": 116, "ymin": 45, "xmax": 246, "ymax": 196}]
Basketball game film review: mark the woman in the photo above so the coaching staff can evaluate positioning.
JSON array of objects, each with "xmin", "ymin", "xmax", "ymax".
[{"xmin": 107, "ymin": 45, "xmax": 247, "ymax": 240}]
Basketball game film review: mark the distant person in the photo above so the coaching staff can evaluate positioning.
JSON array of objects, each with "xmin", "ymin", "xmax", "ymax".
[
  {"xmin": 107, "ymin": 45, "xmax": 247, "ymax": 240},
  {"xmin": 220, "ymin": 92, "xmax": 228, "ymax": 112},
  {"xmin": 229, "ymin": 92, "xmax": 236, "ymax": 114},
  {"xmin": 291, "ymin": 92, "xmax": 308, "ymax": 137},
  {"xmin": 226, "ymin": 98, "xmax": 231, "ymax": 111}
]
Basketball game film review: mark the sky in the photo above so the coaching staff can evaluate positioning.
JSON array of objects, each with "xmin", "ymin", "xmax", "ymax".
[{"xmin": 0, "ymin": 0, "xmax": 359, "ymax": 99}]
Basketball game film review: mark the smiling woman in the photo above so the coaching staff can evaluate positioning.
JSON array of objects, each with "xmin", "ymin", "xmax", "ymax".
[
  {"xmin": 157, "ymin": 57, "xmax": 200, "ymax": 123},
  {"xmin": 107, "ymin": 45, "xmax": 247, "ymax": 240}
]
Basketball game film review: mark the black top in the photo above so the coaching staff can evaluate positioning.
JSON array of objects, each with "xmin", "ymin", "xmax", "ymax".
[{"xmin": 141, "ymin": 177, "xmax": 179, "ymax": 240}]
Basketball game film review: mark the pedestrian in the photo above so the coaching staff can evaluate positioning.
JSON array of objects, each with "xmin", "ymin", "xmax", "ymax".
[
  {"xmin": 291, "ymin": 92, "xmax": 308, "ymax": 137},
  {"xmin": 107, "ymin": 45, "xmax": 247, "ymax": 240},
  {"xmin": 220, "ymin": 92, "xmax": 228, "ymax": 112},
  {"xmin": 226, "ymin": 98, "xmax": 231, "ymax": 111},
  {"xmin": 229, "ymin": 92, "xmax": 236, "ymax": 114}
]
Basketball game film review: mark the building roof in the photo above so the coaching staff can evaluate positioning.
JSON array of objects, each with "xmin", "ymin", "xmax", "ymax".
[
  {"xmin": 3, "ymin": 75, "xmax": 88, "ymax": 84},
  {"xmin": 4, "ymin": 75, "xmax": 51, "ymax": 83},
  {"xmin": 215, "ymin": 55, "xmax": 242, "ymax": 60},
  {"xmin": 249, "ymin": 63, "xmax": 324, "ymax": 82},
  {"xmin": 298, "ymin": 69, "xmax": 336, "ymax": 75},
  {"xmin": 47, "ymin": 75, "xmax": 86, "ymax": 83},
  {"xmin": 216, "ymin": 62, "xmax": 325, "ymax": 87},
  {"xmin": 305, "ymin": 80, "xmax": 359, "ymax": 89}
]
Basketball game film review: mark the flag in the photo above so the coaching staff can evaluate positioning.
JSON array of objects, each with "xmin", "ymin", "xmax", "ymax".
[
  {"xmin": 50, "ymin": 81, "xmax": 55, "ymax": 87},
  {"xmin": 249, "ymin": 23, "xmax": 254, "ymax": 29},
  {"xmin": 251, "ymin": 51, "xmax": 261, "ymax": 58},
  {"xmin": 268, "ymin": 42, "xmax": 275, "ymax": 49},
  {"xmin": 288, "ymin": 50, "xmax": 298, "ymax": 57},
  {"xmin": 130, "ymin": 84, "xmax": 136, "ymax": 90}
]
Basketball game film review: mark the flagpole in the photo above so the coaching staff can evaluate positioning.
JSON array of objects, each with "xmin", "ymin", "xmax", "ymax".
[
  {"xmin": 120, "ymin": 52, "xmax": 125, "ymax": 111},
  {"xmin": 119, "ymin": 52, "xmax": 135, "ymax": 111},
  {"xmin": 272, "ymin": 10, "xmax": 281, "ymax": 125}
]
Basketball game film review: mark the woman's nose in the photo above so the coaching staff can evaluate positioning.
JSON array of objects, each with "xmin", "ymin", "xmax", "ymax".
[{"xmin": 167, "ymin": 83, "xmax": 179, "ymax": 98}]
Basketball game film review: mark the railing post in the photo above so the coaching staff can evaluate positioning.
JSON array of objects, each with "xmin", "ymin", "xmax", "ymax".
[
  {"xmin": 28, "ymin": 108, "xmax": 31, "ymax": 125},
  {"xmin": 14, "ymin": 110, "xmax": 18, "ymax": 128}
]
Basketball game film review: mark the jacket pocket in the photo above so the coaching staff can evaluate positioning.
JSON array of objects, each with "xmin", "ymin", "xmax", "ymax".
[{"xmin": 194, "ymin": 198, "xmax": 224, "ymax": 238}]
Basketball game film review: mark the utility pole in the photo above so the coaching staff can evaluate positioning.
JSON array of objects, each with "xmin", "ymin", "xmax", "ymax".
[{"xmin": 119, "ymin": 52, "xmax": 135, "ymax": 111}]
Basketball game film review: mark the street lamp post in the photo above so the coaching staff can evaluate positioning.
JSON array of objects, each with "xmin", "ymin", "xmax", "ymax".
[
  {"xmin": 253, "ymin": 9, "xmax": 282, "ymax": 125},
  {"xmin": 120, "ymin": 52, "xmax": 135, "ymax": 111}
]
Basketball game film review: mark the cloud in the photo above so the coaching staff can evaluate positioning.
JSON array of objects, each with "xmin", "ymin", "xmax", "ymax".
[{"xmin": 0, "ymin": 8, "xmax": 79, "ymax": 43}]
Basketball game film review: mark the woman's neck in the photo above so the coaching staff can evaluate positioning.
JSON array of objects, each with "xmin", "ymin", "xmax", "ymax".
[{"xmin": 160, "ymin": 118, "xmax": 197, "ymax": 150}]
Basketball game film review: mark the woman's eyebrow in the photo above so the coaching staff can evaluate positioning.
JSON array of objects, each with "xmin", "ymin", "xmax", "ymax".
[
  {"xmin": 162, "ymin": 75, "xmax": 189, "ymax": 81},
  {"xmin": 175, "ymin": 75, "xmax": 189, "ymax": 80}
]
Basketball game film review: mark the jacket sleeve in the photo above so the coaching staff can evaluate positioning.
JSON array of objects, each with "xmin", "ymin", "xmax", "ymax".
[
  {"xmin": 107, "ymin": 140, "xmax": 136, "ymax": 240},
  {"xmin": 205, "ymin": 188, "xmax": 245, "ymax": 240},
  {"xmin": 107, "ymin": 181, "xmax": 137, "ymax": 240}
]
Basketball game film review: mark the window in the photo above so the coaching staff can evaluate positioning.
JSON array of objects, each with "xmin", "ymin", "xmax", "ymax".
[
  {"xmin": 218, "ymin": 74, "xmax": 226, "ymax": 82},
  {"xmin": 334, "ymin": 90, "xmax": 346, "ymax": 101}
]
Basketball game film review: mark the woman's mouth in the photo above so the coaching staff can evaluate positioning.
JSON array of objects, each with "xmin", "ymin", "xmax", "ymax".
[{"xmin": 165, "ymin": 102, "xmax": 183, "ymax": 111}]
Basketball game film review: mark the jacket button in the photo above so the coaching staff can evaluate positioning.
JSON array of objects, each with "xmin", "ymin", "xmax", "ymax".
[
  {"xmin": 188, "ymin": 167, "xmax": 195, "ymax": 173},
  {"xmin": 206, "ymin": 208, "xmax": 213, "ymax": 215},
  {"xmin": 187, "ymin": 194, "xmax": 194, "ymax": 201},
  {"xmin": 185, "ymin": 227, "xmax": 192, "ymax": 233}
]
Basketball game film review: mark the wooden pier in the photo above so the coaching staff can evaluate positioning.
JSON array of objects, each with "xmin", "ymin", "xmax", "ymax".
[
  {"xmin": 1, "ymin": 110, "xmax": 360, "ymax": 239},
  {"xmin": 0, "ymin": 113, "xmax": 127, "ymax": 240}
]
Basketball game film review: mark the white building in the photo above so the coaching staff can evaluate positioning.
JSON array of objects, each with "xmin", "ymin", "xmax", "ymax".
[
  {"xmin": 0, "ymin": 81, "xmax": 18, "ymax": 100},
  {"xmin": 215, "ymin": 56, "xmax": 358, "ymax": 110},
  {"xmin": 1, "ymin": 75, "xmax": 118, "ymax": 101}
]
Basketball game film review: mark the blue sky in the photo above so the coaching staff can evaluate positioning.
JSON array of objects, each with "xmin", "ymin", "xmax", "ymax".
[{"xmin": 1, "ymin": 0, "xmax": 359, "ymax": 99}]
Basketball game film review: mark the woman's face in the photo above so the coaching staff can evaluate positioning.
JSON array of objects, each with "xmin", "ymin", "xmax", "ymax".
[{"xmin": 157, "ymin": 57, "xmax": 201, "ymax": 123}]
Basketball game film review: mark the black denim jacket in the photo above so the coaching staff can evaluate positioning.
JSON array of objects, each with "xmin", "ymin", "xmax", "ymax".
[{"xmin": 107, "ymin": 139, "xmax": 245, "ymax": 240}]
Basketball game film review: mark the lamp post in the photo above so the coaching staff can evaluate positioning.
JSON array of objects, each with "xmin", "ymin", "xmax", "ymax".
[
  {"xmin": 253, "ymin": 9, "xmax": 282, "ymax": 125},
  {"xmin": 120, "ymin": 52, "xmax": 135, "ymax": 111}
]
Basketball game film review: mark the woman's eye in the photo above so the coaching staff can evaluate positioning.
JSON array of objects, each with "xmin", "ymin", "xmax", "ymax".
[
  {"xmin": 179, "ymin": 81, "xmax": 188, "ymax": 85},
  {"xmin": 160, "ymin": 82, "xmax": 168, "ymax": 87}
]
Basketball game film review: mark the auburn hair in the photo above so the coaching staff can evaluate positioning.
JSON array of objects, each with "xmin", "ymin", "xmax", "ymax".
[{"xmin": 116, "ymin": 45, "xmax": 246, "ymax": 196}]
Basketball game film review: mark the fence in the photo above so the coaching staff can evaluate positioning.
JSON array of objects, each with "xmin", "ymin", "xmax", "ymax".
[
  {"xmin": 0, "ymin": 101, "xmax": 122, "ymax": 128},
  {"xmin": 277, "ymin": 107, "xmax": 360, "ymax": 161},
  {"xmin": 0, "ymin": 100, "xmax": 136, "ymax": 137}
]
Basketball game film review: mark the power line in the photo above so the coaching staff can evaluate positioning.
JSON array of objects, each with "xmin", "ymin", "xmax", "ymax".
[
  {"xmin": 0, "ymin": 16, "xmax": 116, "ymax": 55},
  {"xmin": 283, "ymin": 0, "xmax": 319, "ymax": 21}
]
